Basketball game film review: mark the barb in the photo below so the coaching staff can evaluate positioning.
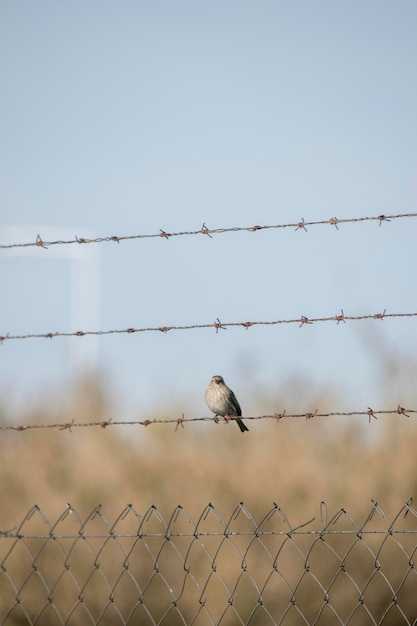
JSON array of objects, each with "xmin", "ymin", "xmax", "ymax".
[
  {"xmin": 0, "ymin": 406, "xmax": 415, "ymax": 432},
  {"xmin": 1, "ymin": 310, "xmax": 416, "ymax": 344},
  {"xmin": 1, "ymin": 212, "xmax": 416, "ymax": 250}
]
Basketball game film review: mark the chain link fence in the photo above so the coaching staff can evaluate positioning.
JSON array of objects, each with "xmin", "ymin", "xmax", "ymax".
[{"xmin": 1, "ymin": 500, "xmax": 416, "ymax": 625}]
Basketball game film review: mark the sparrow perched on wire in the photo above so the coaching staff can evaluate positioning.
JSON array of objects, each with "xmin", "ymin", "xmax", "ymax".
[{"xmin": 205, "ymin": 375, "xmax": 249, "ymax": 432}]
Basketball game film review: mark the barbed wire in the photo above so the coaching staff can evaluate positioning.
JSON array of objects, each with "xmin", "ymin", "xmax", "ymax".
[
  {"xmin": 1, "ymin": 309, "xmax": 416, "ymax": 344},
  {"xmin": 0, "ymin": 405, "xmax": 414, "ymax": 432},
  {"xmin": 1, "ymin": 212, "xmax": 416, "ymax": 250}
]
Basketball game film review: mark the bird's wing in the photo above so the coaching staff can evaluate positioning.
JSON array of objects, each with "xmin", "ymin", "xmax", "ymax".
[{"xmin": 230, "ymin": 391, "xmax": 242, "ymax": 416}]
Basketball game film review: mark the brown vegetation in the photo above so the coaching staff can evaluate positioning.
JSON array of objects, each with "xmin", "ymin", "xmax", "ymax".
[{"xmin": 0, "ymin": 367, "xmax": 416, "ymax": 624}]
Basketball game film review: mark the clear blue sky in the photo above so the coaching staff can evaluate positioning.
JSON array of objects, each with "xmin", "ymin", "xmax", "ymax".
[{"xmin": 1, "ymin": 1, "xmax": 416, "ymax": 420}]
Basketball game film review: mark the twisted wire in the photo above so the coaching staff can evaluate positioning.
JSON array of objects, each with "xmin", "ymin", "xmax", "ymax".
[
  {"xmin": 1, "ymin": 212, "xmax": 416, "ymax": 250},
  {"xmin": 1, "ymin": 309, "xmax": 416, "ymax": 344},
  {"xmin": 1, "ymin": 405, "xmax": 414, "ymax": 432}
]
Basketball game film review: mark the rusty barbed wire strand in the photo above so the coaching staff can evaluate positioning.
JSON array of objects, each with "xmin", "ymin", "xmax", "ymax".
[
  {"xmin": 1, "ymin": 309, "xmax": 416, "ymax": 344},
  {"xmin": 0, "ymin": 405, "xmax": 415, "ymax": 432},
  {"xmin": 1, "ymin": 212, "xmax": 416, "ymax": 250}
]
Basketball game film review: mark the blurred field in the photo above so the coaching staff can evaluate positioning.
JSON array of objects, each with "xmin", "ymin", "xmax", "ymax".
[
  {"xmin": 1, "ymin": 372, "xmax": 416, "ymax": 525},
  {"xmin": 0, "ymin": 368, "xmax": 416, "ymax": 624}
]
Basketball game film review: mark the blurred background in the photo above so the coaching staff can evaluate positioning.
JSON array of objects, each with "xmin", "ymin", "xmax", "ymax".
[
  {"xmin": 1, "ymin": 3, "xmax": 417, "ymax": 623},
  {"xmin": 1, "ymin": 1, "xmax": 417, "ymax": 518}
]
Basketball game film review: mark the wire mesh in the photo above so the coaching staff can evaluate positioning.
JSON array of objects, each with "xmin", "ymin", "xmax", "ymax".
[{"xmin": 1, "ymin": 501, "xmax": 416, "ymax": 625}]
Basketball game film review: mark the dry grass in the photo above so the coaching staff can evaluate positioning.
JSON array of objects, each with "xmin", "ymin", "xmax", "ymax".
[
  {"xmin": 1, "ymin": 378, "xmax": 416, "ymax": 524},
  {"xmin": 0, "ymin": 370, "xmax": 416, "ymax": 625}
]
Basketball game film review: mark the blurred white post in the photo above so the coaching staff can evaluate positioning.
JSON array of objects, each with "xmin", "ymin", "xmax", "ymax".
[
  {"xmin": 68, "ymin": 239, "xmax": 101, "ymax": 370},
  {"xmin": 0, "ymin": 225, "xmax": 101, "ymax": 372}
]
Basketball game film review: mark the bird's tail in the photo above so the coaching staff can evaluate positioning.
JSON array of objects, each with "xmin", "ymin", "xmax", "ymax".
[{"xmin": 236, "ymin": 418, "xmax": 249, "ymax": 432}]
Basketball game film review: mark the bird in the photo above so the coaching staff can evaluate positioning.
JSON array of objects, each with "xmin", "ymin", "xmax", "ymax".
[{"xmin": 205, "ymin": 375, "xmax": 249, "ymax": 432}]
